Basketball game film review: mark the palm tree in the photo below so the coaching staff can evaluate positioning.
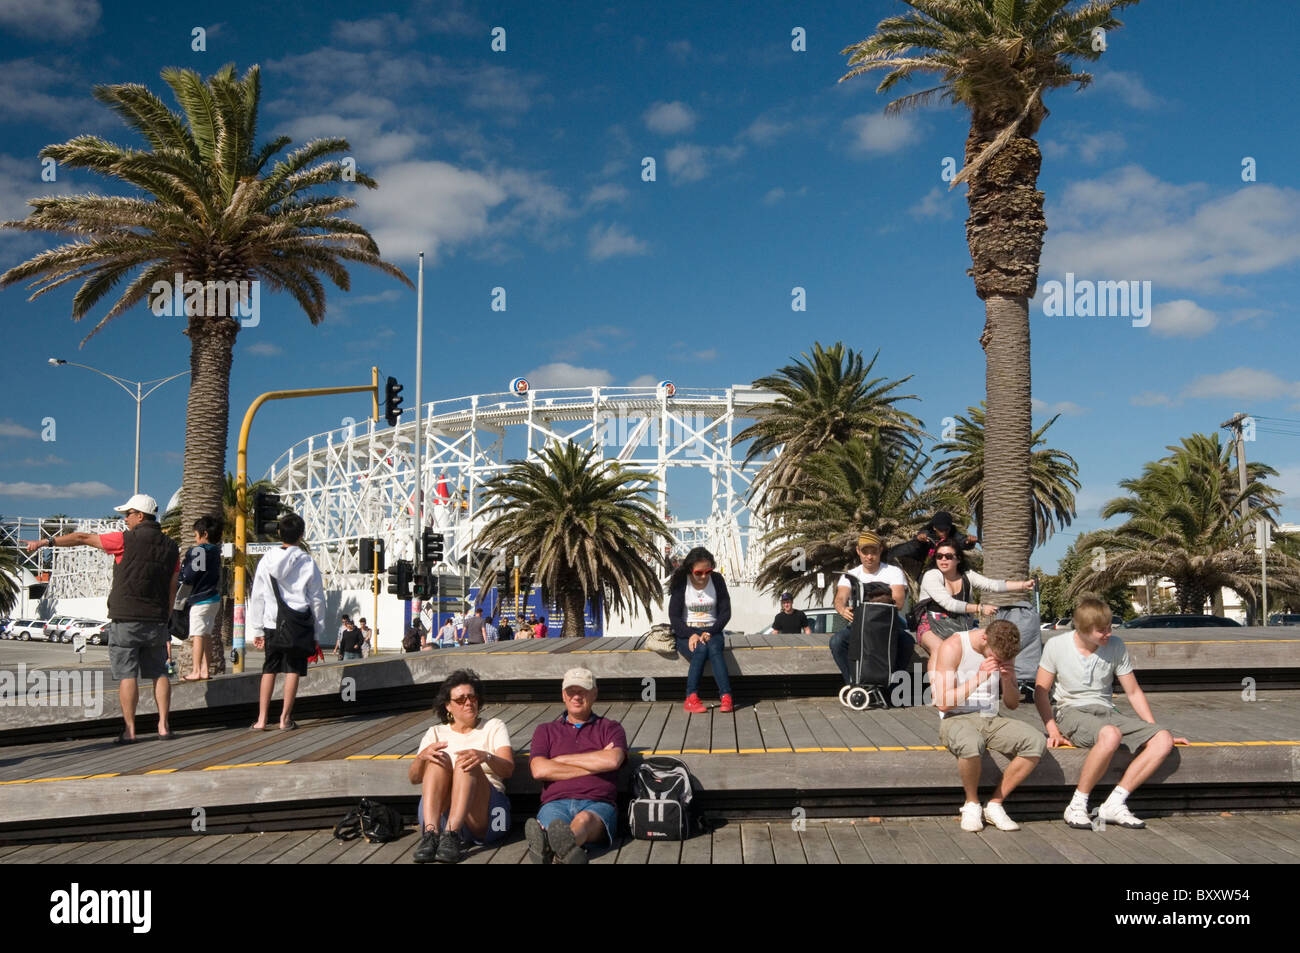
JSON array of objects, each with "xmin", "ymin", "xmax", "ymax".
[
  {"xmin": 475, "ymin": 441, "xmax": 671, "ymax": 638},
  {"xmin": 757, "ymin": 434, "xmax": 957, "ymax": 603},
  {"xmin": 1, "ymin": 64, "xmax": 411, "ymax": 537},
  {"xmin": 1070, "ymin": 434, "xmax": 1300, "ymax": 614},
  {"xmin": 0, "ymin": 538, "xmax": 19, "ymax": 617},
  {"xmin": 737, "ymin": 342, "xmax": 925, "ymax": 510},
  {"xmin": 928, "ymin": 403, "xmax": 1079, "ymax": 549},
  {"xmin": 841, "ymin": 0, "xmax": 1139, "ymax": 587}
]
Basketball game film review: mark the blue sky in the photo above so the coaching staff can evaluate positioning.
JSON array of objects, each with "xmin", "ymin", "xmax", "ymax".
[{"xmin": 1, "ymin": 0, "xmax": 1298, "ymax": 573}]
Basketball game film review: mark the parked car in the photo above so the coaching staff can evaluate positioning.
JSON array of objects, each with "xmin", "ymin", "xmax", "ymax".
[
  {"xmin": 77, "ymin": 621, "xmax": 109, "ymax": 646},
  {"xmin": 1267, "ymin": 613, "xmax": 1300, "ymax": 626},
  {"xmin": 10, "ymin": 619, "xmax": 51, "ymax": 641},
  {"xmin": 803, "ymin": 607, "xmax": 841, "ymax": 635},
  {"xmin": 1120, "ymin": 614, "xmax": 1241, "ymax": 629},
  {"xmin": 46, "ymin": 615, "xmax": 78, "ymax": 643}
]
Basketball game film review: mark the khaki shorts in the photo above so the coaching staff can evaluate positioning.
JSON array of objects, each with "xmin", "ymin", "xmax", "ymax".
[
  {"xmin": 1054, "ymin": 704, "xmax": 1166, "ymax": 752},
  {"xmin": 940, "ymin": 712, "xmax": 1046, "ymax": 760},
  {"xmin": 189, "ymin": 601, "xmax": 221, "ymax": 637}
]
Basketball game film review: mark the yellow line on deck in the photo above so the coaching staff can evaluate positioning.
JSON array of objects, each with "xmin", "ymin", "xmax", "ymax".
[{"xmin": 145, "ymin": 768, "xmax": 177, "ymax": 775}]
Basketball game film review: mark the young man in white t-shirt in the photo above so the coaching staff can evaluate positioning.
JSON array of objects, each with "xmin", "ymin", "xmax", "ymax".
[
  {"xmin": 1035, "ymin": 596, "xmax": 1187, "ymax": 830},
  {"xmin": 829, "ymin": 531, "xmax": 913, "ymax": 688}
]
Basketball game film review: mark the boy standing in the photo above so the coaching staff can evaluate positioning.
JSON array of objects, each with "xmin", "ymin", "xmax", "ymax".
[
  {"xmin": 1034, "ymin": 596, "xmax": 1187, "ymax": 829},
  {"xmin": 933, "ymin": 620, "xmax": 1044, "ymax": 832}
]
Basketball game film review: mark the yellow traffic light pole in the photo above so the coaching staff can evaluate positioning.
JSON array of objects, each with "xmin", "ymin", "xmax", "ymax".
[{"xmin": 232, "ymin": 371, "xmax": 381, "ymax": 673}]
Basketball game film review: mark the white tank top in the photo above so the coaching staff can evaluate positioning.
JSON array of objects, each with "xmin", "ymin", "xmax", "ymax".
[{"xmin": 940, "ymin": 630, "xmax": 1000, "ymax": 718}]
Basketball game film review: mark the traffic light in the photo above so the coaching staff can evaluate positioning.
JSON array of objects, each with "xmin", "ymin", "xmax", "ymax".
[
  {"xmin": 495, "ymin": 570, "xmax": 509, "ymax": 592},
  {"xmin": 384, "ymin": 376, "xmax": 404, "ymax": 426},
  {"xmin": 411, "ymin": 571, "xmax": 431, "ymax": 600},
  {"xmin": 253, "ymin": 491, "xmax": 281, "ymax": 537},
  {"xmin": 386, "ymin": 559, "xmax": 413, "ymax": 600},
  {"xmin": 420, "ymin": 529, "xmax": 444, "ymax": 565},
  {"xmin": 360, "ymin": 538, "xmax": 385, "ymax": 574}
]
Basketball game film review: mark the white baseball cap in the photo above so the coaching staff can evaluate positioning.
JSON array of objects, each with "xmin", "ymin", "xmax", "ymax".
[
  {"xmin": 562, "ymin": 667, "xmax": 596, "ymax": 691},
  {"xmin": 114, "ymin": 493, "xmax": 159, "ymax": 516}
]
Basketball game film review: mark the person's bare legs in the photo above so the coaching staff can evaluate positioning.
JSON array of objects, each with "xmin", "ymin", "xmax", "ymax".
[
  {"xmin": 449, "ymin": 767, "xmax": 492, "ymax": 836},
  {"xmin": 957, "ymin": 756, "xmax": 982, "ymax": 804},
  {"xmin": 1116, "ymin": 730, "xmax": 1175, "ymax": 792},
  {"xmin": 1076, "ymin": 724, "xmax": 1121, "ymax": 795},
  {"xmin": 420, "ymin": 760, "xmax": 452, "ymax": 831},
  {"xmin": 119, "ymin": 678, "xmax": 139, "ymax": 739},
  {"xmin": 280, "ymin": 673, "xmax": 300, "ymax": 727},
  {"xmin": 187, "ymin": 635, "xmax": 208, "ymax": 679},
  {"xmin": 154, "ymin": 677, "xmax": 171, "ymax": 736},
  {"xmin": 568, "ymin": 810, "xmax": 607, "ymax": 847},
  {"xmin": 989, "ymin": 756, "xmax": 1040, "ymax": 803},
  {"xmin": 251, "ymin": 673, "xmax": 277, "ymax": 729}
]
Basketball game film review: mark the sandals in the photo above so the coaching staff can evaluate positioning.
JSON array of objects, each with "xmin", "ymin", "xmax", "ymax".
[
  {"xmin": 113, "ymin": 730, "xmax": 136, "ymax": 745},
  {"xmin": 280, "ymin": 720, "xmax": 298, "ymax": 731}
]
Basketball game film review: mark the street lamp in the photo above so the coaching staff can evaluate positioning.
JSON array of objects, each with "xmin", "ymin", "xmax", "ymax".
[{"xmin": 48, "ymin": 358, "xmax": 190, "ymax": 496}]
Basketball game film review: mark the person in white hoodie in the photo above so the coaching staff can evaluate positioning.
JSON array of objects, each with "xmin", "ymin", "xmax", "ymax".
[{"xmin": 247, "ymin": 513, "xmax": 326, "ymax": 731}]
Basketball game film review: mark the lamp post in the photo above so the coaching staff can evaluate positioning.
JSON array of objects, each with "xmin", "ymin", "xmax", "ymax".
[{"xmin": 48, "ymin": 358, "xmax": 189, "ymax": 496}]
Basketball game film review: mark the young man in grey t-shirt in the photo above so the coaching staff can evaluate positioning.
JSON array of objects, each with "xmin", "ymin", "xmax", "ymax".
[{"xmin": 1034, "ymin": 596, "xmax": 1187, "ymax": 830}]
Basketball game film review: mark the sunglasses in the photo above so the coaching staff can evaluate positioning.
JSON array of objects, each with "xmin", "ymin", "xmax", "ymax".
[
  {"xmin": 450, "ymin": 694, "xmax": 478, "ymax": 705},
  {"xmin": 936, "ymin": 553, "xmax": 958, "ymax": 560},
  {"xmin": 691, "ymin": 569, "xmax": 712, "ymax": 577}
]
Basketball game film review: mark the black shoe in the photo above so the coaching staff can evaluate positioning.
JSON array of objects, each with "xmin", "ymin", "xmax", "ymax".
[
  {"xmin": 547, "ymin": 819, "xmax": 588, "ymax": 865},
  {"xmin": 413, "ymin": 828, "xmax": 439, "ymax": 864},
  {"xmin": 525, "ymin": 818, "xmax": 553, "ymax": 865},
  {"xmin": 435, "ymin": 829, "xmax": 463, "ymax": 863}
]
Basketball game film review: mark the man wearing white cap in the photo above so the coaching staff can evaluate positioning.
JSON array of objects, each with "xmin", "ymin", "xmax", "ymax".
[
  {"xmin": 525, "ymin": 667, "xmax": 627, "ymax": 863},
  {"xmin": 28, "ymin": 493, "xmax": 180, "ymax": 743}
]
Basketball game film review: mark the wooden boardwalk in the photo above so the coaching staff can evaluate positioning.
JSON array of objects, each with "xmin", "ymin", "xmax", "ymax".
[{"xmin": 3, "ymin": 812, "xmax": 1298, "ymax": 864}]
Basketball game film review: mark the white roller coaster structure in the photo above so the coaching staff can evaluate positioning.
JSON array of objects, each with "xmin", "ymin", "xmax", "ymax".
[{"xmin": 262, "ymin": 384, "xmax": 777, "ymax": 591}]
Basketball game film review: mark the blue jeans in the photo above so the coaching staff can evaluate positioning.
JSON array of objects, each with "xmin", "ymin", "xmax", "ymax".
[
  {"xmin": 537, "ymin": 798, "xmax": 617, "ymax": 845},
  {"xmin": 676, "ymin": 633, "xmax": 732, "ymax": 697},
  {"xmin": 829, "ymin": 627, "xmax": 915, "ymax": 685}
]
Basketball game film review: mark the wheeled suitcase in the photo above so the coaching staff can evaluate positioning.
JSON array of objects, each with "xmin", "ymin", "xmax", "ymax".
[{"xmin": 840, "ymin": 590, "xmax": 898, "ymax": 711}]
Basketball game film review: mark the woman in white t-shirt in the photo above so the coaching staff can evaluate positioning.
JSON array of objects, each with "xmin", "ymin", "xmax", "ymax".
[
  {"xmin": 668, "ymin": 547, "xmax": 734, "ymax": 714},
  {"xmin": 409, "ymin": 669, "xmax": 514, "ymax": 864},
  {"xmin": 915, "ymin": 542, "xmax": 1035, "ymax": 666}
]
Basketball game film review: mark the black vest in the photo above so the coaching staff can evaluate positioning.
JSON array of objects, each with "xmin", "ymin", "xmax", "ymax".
[{"xmin": 107, "ymin": 520, "xmax": 179, "ymax": 622}]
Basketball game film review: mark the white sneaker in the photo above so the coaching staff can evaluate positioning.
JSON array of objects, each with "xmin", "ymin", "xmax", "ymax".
[
  {"xmin": 1063, "ymin": 803, "xmax": 1093, "ymax": 829},
  {"xmin": 960, "ymin": 801, "xmax": 984, "ymax": 832},
  {"xmin": 982, "ymin": 801, "xmax": 1021, "ymax": 831},
  {"xmin": 1097, "ymin": 801, "xmax": 1146, "ymax": 829}
]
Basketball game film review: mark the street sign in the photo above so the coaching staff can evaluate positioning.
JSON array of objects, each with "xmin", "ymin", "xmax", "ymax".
[{"xmin": 222, "ymin": 542, "xmax": 278, "ymax": 556}]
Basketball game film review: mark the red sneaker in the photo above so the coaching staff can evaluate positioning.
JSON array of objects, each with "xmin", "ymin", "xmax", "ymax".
[
  {"xmin": 683, "ymin": 694, "xmax": 707, "ymax": 713},
  {"xmin": 719, "ymin": 694, "xmax": 734, "ymax": 713}
]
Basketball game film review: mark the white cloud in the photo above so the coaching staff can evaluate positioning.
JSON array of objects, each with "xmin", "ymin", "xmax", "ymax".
[
  {"xmin": 844, "ymin": 112, "xmax": 922, "ymax": 156},
  {"xmin": 0, "ymin": 480, "xmax": 116, "ymax": 498},
  {"xmin": 246, "ymin": 342, "xmax": 284, "ymax": 356},
  {"xmin": 1031, "ymin": 399, "xmax": 1087, "ymax": 416},
  {"xmin": 1091, "ymin": 70, "xmax": 1161, "ymax": 110},
  {"xmin": 666, "ymin": 40, "xmax": 693, "ymax": 61},
  {"xmin": 763, "ymin": 187, "xmax": 786, "ymax": 205},
  {"xmin": 588, "ymin": 223, "xmax": 648, "ymax": 261},
  {"xmin": 525, "ymin": 363, "xmax": 614, "ymax": 388},
  {"xmin": 0, "ymin": 419, "xmax": 37, "ymax": 438},
  {"xmin": 5, "ymin": 454, "xmax": 67, "ymax": 467},
  {"xmin": 331, "ymin": 13, "xmax": 419, "ymax": 46},
  {"xmin": 1130, "ymin": 392, "xmax": 1177, "ymax": 407},
  {"xmin": 664, "ymin": 143, "xmax": 744, "ymax": 184},
  {"xmin": 1041, "ymin": 166, "xmax": 1300, "ymax": 295},
  {"xmin": 352, "ymin": 160, "xmax": 507, "ymax": 262},
  {"xmin": 275, "ymin": 111, "xmax": 425, "ymax": 164},
  {"xmin": 1181, "ymin": 368, "xmax": 1300, "ymax": 402},
  {"xmin": 909, "ymin": 186, "xmax": 955, "ymax": 220},
  {"xmin": 584, "ymin": 183, "xmax": 628, "ymax": 206},
  {"xmin": 742, "ymin": 116, "xmax": 796, "ymax": 145},
  {"xmin": 0, "ymin": 0, "xmax": 99, "ymax": 40},
  {"xmin": 627, "ymin": 374, "xmax": 660, "ymax": 387},
  {"xmin": 644, "ymin": 101, "xmax": 697, "ymax": 135},
  {"xmin": 1150, "ymin": 299, "xmax": 1217, "ymax": 338},
  {"xmin": 1041, "ymin": 126, "xmax": 1126, "ymax": 164},
  {"xmin": 0, "ymin": 59, "xmax": 106, "ymax": 129}
]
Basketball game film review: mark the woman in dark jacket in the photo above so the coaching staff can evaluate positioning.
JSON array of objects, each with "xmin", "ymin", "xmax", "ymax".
[{"xmin": 667, "ymin": 546, "xmax": 734, "ymax": 713}]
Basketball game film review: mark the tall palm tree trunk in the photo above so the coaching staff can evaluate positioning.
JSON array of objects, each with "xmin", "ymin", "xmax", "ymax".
[
  {"xmin": 967, "ymin": 119, "xmax": 1046, "ymax": 592},
  {"xmin": 180, "ymin": 316, "xmax": 238, "ymax": 532},
  {"xmin": 561, "ymin": 585, "xmax": 587, "ymax": 639}
]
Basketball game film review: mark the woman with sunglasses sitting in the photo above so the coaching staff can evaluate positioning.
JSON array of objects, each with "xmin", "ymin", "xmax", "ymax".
[
  {"xmin": 915, "ymin": 544, "xmax": 1035, "ymax": 668},
  {"xmin": 410, "ymin": 669, "xmax": 514, "ymax": 864},
  {"xmin": 668, "ymin": 546, "xmax": 734, "ymax": 714}
]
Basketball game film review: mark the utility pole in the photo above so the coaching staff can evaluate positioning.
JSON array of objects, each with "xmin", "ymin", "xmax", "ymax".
[
  {"xmin": 1222, "ymin": 412, "xmax": 1261, "ymax": 624},
  {"xmin": 412, "ymin": 253, "xmax": 425, "ymax": 634}
]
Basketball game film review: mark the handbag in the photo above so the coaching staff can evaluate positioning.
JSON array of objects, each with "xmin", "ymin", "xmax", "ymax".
[
  {"xmin": 642, "ymin": 623, "xmax": 677, "ymax": 657},
  {"xmin": 269, "ymin": 577, "xmax": 316, "ymax": 653},
  {"xmin": 168, "ymin": 583, "xmax": 193, "ymax": 641}
]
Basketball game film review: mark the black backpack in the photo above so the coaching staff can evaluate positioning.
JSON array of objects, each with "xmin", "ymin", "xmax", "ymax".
[
  {"xmin": 333, "ymin": 798, "xmax": 403, "ymax": 844},
  {"xmin": 628, "ymin": 756, "xmax": 699, "ymax": 841}
]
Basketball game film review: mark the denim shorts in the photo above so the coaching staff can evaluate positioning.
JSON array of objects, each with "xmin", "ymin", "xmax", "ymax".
[{"xmin": 537, "ymin": 798, "xmax": 617, "ymax": 845}]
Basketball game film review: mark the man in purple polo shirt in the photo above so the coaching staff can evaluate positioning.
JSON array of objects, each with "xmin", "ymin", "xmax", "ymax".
[{"xmin": 525, "ymin": 667, "xmax": 627, "ymax": 864}]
